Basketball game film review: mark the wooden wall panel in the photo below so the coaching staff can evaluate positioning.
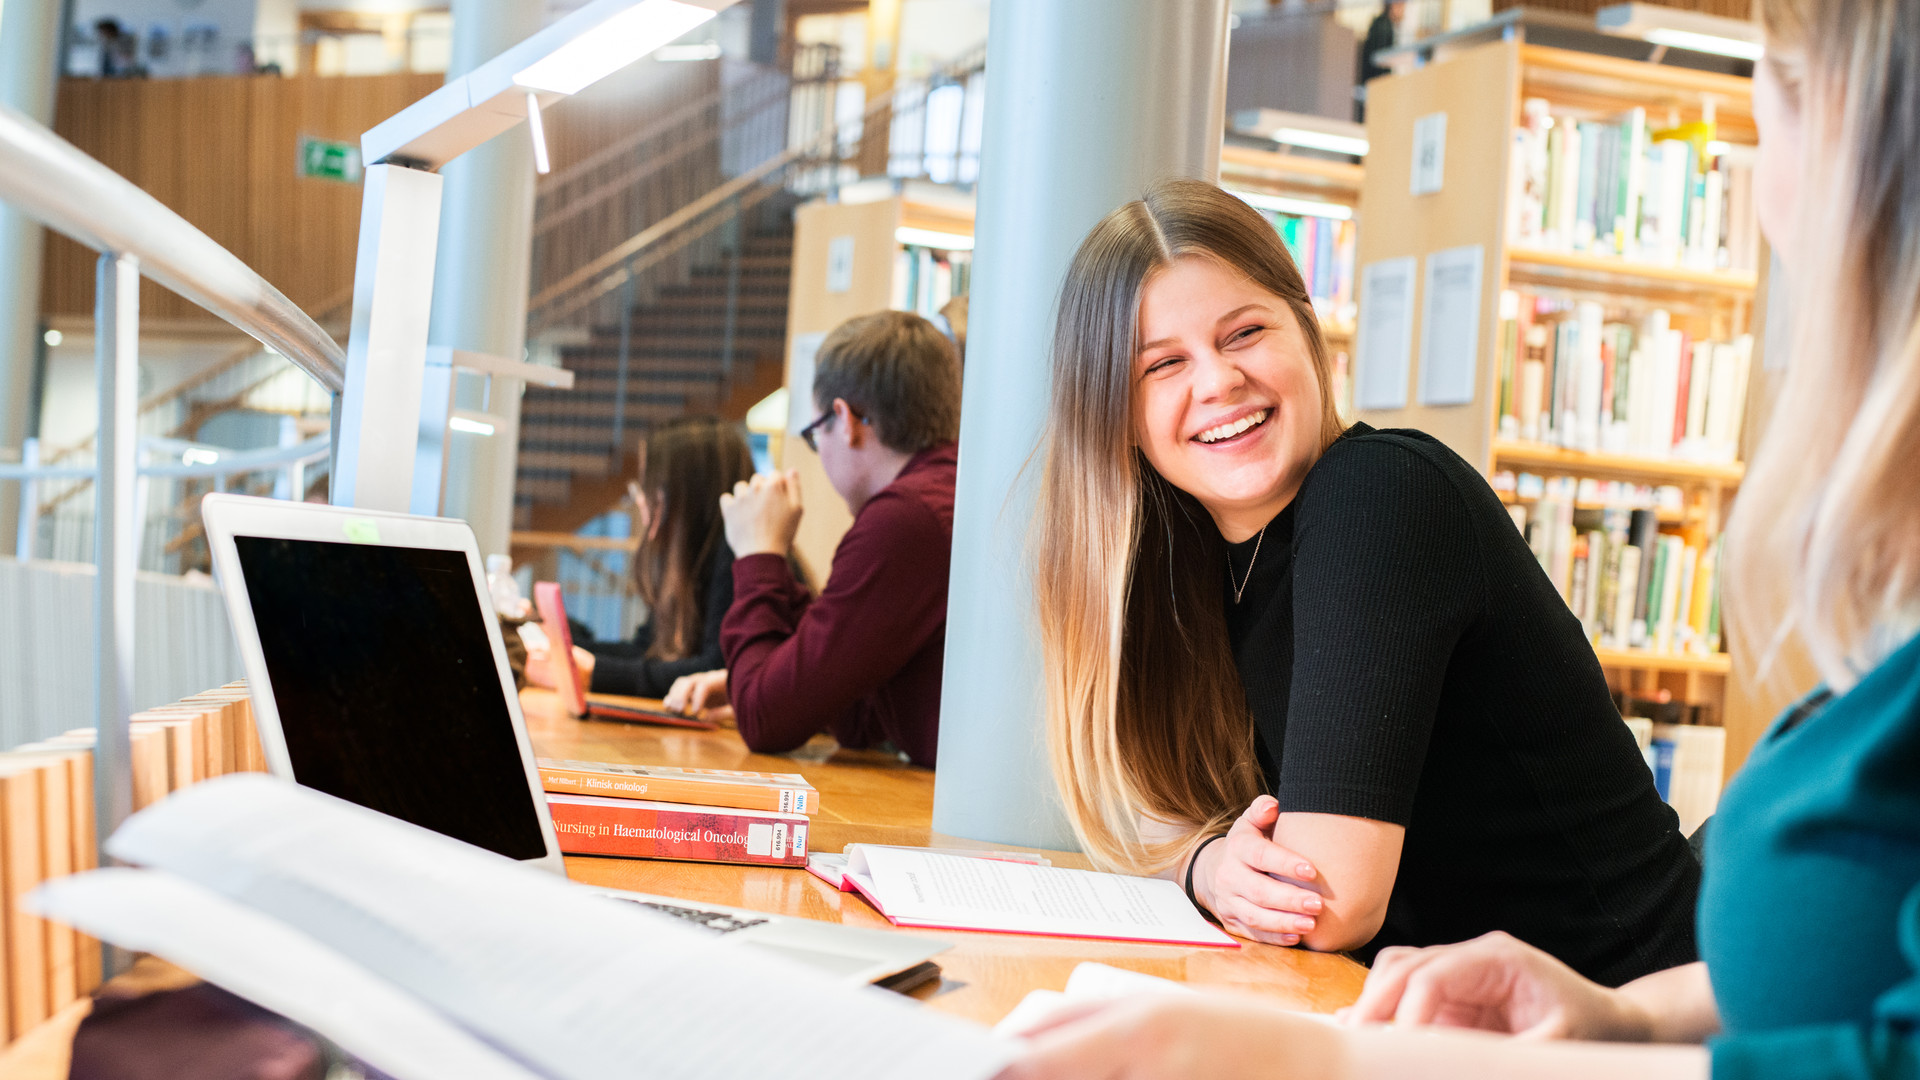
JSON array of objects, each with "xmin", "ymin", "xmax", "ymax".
[{"xmin": 42, "ymin": 73, "xmax": 442, "ymax": 325}]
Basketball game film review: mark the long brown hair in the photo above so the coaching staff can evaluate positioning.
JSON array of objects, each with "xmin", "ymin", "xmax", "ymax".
[
  {"xmin": 1726, "ymin": 0, "xmax": 1920, "ymax": 691},
  {"xmin": 1036, "ymin": 180, "xmax": 1346, "ymax": 873},
  {"xmin": 633, "ymin": 417, "xmax": 754, "ymax": 661}
]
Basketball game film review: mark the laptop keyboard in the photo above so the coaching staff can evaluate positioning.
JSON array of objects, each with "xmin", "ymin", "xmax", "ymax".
[{"xmin": 617, "ymin": 898, "xmax": 769, "ymax": 935}]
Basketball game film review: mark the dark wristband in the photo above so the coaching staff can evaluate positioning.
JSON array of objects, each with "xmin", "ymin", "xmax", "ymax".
[{"xmin": 1183, "ymin": 833, "xmax": 1229, "ymax": 921}]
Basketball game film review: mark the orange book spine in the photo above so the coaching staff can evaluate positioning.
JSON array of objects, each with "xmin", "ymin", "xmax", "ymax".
[
  {"xmin": 545, "ymin": 795, "xmax": 809, "ymax": 867},
  {"xmin": 539, "ymin": 768, "xmax": 816, "ymax": 815}
]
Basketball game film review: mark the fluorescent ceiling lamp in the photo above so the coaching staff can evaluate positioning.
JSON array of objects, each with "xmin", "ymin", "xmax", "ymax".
[
  {"xmin": 1230, "ymin": 189, "xmax": 1353, "ymax": 222},
  {"xmin": 1272, "ymin": 127, "xmax": 1369, "ymax": 157},
  {"xmin": 42, "ymin": 329, "xmax": 61, "ymax": 347},
  {"xmin": 526, "ymin": 92, "xmax": 551, "ymax": 175},
  {"xmin": 1643, "ymin": 27, "xmax": 1763, "ymax": 60},
  {"xmin": 182, "ymin": 448, "xmax": 220, "ymax": 465},
  {"xmin": 449, "ymin": 415, "xmax": 497, "ymax": 436},
  {"xmin": 895, "ymin": 226, "xmax": 974, "ymax": 250},
  {"xmin": 514, "ymin": 0, "xmax": 718, "ymax": 95},
  {"xmin": 655, "ymin": 42, "xmax": 723, "ymax": 61}
]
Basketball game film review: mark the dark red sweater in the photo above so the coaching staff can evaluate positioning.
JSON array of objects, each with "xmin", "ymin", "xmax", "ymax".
[{"xmin": 720, "ymin": 442, "xmax": 957, "ymax": 767}]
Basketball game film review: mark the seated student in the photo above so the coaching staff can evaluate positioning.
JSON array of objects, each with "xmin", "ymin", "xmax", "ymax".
[
  {"xmin": 665, "ymin": 311, "xmax": 960, "ymax": 766},
  {"xmin": 528, "ymin": 417, "xmax": 753, "ymax": 698},
  {"xmin": 1007, "ymin": 5, "xmax": 1920, "ymax": 1077},
  {"xmin": 1031, "ymin": 179, "xmax": 1697, "ymax": 983}
]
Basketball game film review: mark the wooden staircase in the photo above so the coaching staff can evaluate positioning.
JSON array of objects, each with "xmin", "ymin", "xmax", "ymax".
[{"xmin": 513, "ymin": 197, "xmax": 795, "ymax": 534}]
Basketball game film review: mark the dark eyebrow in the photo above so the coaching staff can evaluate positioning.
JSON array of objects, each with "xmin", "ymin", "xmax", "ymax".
[{"xmin": 1138, "ymin": 303, "xmax": 1273, "ymax": 355}]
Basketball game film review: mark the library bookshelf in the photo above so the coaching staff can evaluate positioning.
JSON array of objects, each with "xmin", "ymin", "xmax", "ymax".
[
  {"xmin": 1221, "ymin": 143, "xmax": 1365, "ymax": 414},
  {"xmin": 1354, "ymin": 37, "xmax": 1764, "ymax": 805}
]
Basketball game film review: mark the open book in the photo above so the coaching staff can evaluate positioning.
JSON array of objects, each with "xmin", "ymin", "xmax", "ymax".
[
  {"xmin": 30, "ymin": 775, "xmax": 1011, "ymax": 1080},
  {"xmin": 832, "ymin": 845, "xmax": 1237, "ymax": 948}
]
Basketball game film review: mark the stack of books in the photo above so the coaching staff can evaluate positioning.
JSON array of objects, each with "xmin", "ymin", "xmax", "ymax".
[{"xmin": 538, "ymin": 759, "xmax": 818, "ymax": 868}]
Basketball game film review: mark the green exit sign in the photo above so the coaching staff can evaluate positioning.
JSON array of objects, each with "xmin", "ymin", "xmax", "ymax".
[{"xmin": 298, "ymin": 136, "xmax": 363, "ymax": 183}]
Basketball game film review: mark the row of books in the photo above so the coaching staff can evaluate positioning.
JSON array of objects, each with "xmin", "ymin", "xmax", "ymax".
[
  {"xmin": 891, "ymin": 244, "xmax": 971, "ymax": 321},
  {"xmin": 1509, "ymin": 99, "xmax": 1761, "ymax": 273},
  {"xmin": 1495, "ymin": 292, "xmax": 1754, "ymax": 463},
  {"xmin": 1623, "ymin": 717, "xmax": 1724, "ymax": 835},
  {"xmin": 1496, "ymin": 471, "xmax": 1687, "ymax": 515},
  {"xmin": 1264, "ymin": 211, "xmax": 1358, "ymax": 333},
  {"xmin": 0, "ymin": 682, "xmax": 265, "ymax": 1047},
  {"xmin": 539, "ymin": 758, "xmax": 818, "ymax": 867},
  {"xmin": 1512, "ymin": 491, "xmax": 1723, "ymax": 657}
]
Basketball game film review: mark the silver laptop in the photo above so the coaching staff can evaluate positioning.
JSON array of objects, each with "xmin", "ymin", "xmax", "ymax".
[{"xmin": 198, "ymin": 492, "xmax": 946, "ymax": 987}]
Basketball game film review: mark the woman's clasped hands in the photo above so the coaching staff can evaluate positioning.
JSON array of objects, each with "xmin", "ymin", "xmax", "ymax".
[{"xmin": 1190, "ymin": 795, "xmax": 1326, "ymax": 947}]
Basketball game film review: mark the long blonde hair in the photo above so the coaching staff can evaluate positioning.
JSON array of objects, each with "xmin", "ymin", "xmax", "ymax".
[
  {"xmin": 1036, "ymin": 180, "xmax": 1345, "ymax": 872},
  {"xmin": 1726, "ymin": 0, "xmax": 1920, "ymax": 691}
]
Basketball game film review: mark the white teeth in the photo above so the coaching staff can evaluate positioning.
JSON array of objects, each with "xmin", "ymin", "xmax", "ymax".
[{"xmin": 1197, "ymin": 410, "xmax": 1269, "ymax": 444}]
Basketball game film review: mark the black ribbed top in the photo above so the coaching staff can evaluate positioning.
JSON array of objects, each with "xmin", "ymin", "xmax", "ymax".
[{"xmin": 1223, "ymin": 423, "xmax": 1699, "ymax": 985}]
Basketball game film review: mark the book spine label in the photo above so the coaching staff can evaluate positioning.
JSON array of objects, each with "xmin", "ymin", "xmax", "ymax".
[
  {"xmin": 546, "ymin": 800, "xmax": 809, "ymax": 867},
  {"xmin": 540, "ymin": 770, "xmax": 814, "ymax": 815}
]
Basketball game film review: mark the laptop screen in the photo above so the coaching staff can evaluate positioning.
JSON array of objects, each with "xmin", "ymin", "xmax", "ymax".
[{"xmin": 232, "ymin": 535, "xmax": 549, "ymax": 861}]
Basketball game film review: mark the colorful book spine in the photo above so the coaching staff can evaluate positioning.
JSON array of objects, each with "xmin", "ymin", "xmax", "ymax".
[
  {"xmin": 537, "ymin": 758, "xmax": 818, "ymax": 815},
  {"xmin": 545, "ymin": 794, "xmax": 810, "ymax": 867}
]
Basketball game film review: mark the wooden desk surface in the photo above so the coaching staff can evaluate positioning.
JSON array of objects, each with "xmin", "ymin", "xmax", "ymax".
[
  {"xmin": 520, "ymin": 689, "xmax": 1367, "ymax": 1026},
  {"xmin": 0, "ymin": 690, "xmax": 1367, "ymax": 1075}
]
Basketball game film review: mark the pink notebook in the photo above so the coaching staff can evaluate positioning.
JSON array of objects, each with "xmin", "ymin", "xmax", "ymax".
[{"xmin": 532, "ymin": 582, "xmax": 718, "ymax": 730}]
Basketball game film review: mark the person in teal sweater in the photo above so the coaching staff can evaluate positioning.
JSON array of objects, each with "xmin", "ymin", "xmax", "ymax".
[{"xmin": 996, "ymin": 0, "xmax": 1920, "ymax": 1077}]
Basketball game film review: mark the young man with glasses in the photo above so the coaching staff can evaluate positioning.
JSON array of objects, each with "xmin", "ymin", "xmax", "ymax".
[{"xmin": 663, "ymin": 311, "xmax": 961, "ymax": 767}]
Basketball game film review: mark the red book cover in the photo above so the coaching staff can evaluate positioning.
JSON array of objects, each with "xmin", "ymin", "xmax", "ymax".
[
  {"xmin": 545, "ymin": 793, "xmax": 809, "ymax": 867},
  {"xmin": 1672, "ymin": 331, "xmax": 1693, "ymax": 446}
]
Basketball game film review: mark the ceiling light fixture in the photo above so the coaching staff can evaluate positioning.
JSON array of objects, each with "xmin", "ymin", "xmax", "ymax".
[
  {"xmin": 513, "ymin": 0, "xmax": 718, "ymax": 95},
  {"xmin": 1271, "ymin": 127, "xmax": 1369, "ymax": 157},
  {"xmin": 1230, "ymin": 189, "xmax": 1353, "ymax": 222}
]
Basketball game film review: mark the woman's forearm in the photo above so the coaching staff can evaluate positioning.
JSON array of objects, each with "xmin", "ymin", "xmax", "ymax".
[
  {"xmin": 1617, "ymin": 962, "xmax": 1720, "ymax": 1043},
  {"xmin": 1344, "ymin": 1023, "xmax": 1710, "ymax": 1080}
]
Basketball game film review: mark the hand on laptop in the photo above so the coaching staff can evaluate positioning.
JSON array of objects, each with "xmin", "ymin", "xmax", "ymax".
[
  {"xmin": 720, "ymin": 471, "xmax": 804, "ymax": 558},
  {"xmin": 664, "ymin": 669, "xmax": 729, "ymax": 717}
]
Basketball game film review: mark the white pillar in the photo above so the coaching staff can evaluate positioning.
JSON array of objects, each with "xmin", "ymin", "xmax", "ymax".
[
  {"xmin": 430, "ymin": 0, "xmax": 541, "ymax": 553},
  {"xmin": 932, "ymin": 0, "xmax": 1230, "ymax": 848},
  {"xmin": 0, "ymin": 0, "xmax": 63, "ymax": 555},
  {"xmin": 94, "ymin": 252, "xmax": 137, "ymax": 881}
]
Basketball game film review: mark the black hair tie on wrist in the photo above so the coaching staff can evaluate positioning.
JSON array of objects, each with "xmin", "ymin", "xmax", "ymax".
[{"xmin": 1184, "ymin": 833, "xmax": 1230, "ymax": 924}]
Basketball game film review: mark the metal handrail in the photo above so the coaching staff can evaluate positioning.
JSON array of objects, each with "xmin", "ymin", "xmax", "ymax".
[{"xmin": 0, "ymin": 104, "xmax": 345, "ymax": 393}]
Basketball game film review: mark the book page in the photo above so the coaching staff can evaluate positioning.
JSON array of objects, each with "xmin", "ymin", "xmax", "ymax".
[
  {"xmin": 104, "ymin": 775, "xmax": 1010, "ymax": 1080},
  {"xmin": 848, "ymin": 847, "xmax": 1235, "ymax": 946},
  {"xmin": 31, "ymin": 869, "xmax": 542, "ymax": 1080}
]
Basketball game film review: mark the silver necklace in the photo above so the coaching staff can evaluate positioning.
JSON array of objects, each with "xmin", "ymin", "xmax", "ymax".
[{"xmin": 1230, "ymin": 525, "xmax": 1267, "ymax": 604}]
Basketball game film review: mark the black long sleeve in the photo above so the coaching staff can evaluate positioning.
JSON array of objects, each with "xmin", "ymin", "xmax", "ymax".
[
  {"xmin": 586, "ymin": 545, "xmax": 734, "ymax": 698},
  {"xmin": 1224, "ymin": 424, "xmax": 1698, "ymax": 986}
]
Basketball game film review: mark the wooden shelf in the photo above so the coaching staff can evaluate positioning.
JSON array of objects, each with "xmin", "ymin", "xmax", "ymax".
[
  {"xmin": 1506, "ymin": 246, "xmax": 1758, "ymax": 298},
  {"xmin": 1518, "ymin": 44, "xmax": 1757, "ymax": 144},
  {"xmin": 1492, "ymin": 440, "xmax": 1744, "ymax": 487},
  {"xmin": 1593, "ymin": 645, "xmax": 1732, "ymax": 675},
  {"xmin": 1220, "ymin": 144, "xmax": 1365, "ymax": 203},
  {"xmin": 1496, "ymin": 490, "xmax": 1682, "ymax": 523}
]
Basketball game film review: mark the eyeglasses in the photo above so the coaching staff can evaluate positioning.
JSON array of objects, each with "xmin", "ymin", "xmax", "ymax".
[
  {"xmin": 798, "ymin": 405, "xmax": 864, "ymax": 452},
  {"xmin": 798, "ymin": 410, "xmax": 833, "ymax": 452}
]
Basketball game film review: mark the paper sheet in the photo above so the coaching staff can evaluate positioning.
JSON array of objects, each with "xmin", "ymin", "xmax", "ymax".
[
  {"xmin": 994, "ymin": 963, "xmax": 1195, "ymax": 1038},
  {"xmin": 31, "ymin": 869, "xmax": 540, "ymax": 1080},
  {"xmin": 102, "ymin": 775, "xmax": 1011, "ymax": 1080},
  {"xmin": 1417, "ymin": 244, "xmax": 1485, "ymax": 407},
  {"xmin": 785, "ymin": 332, "xmax": 826, "ymax": 436},
  {"xmin": 845, "ymin": 847, "xmax": 1235, "ymax": 947},
  {"xmin": 1355, "ymin": 257, "xmax": 1418, "ymax": 410}
]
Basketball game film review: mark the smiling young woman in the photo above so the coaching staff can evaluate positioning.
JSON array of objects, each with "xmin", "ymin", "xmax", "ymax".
[{"xmin": 1034, "ymin": 179, "xmax": 1698, "ymax": 982}]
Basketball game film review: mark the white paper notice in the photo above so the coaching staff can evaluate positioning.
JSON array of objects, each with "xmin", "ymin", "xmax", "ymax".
[
  {"xmin": 785, "ymin": 331, "xmax": 826, "ymax": 436},
  {"xmin": 1411, "ymin": 112, "xmax": 1447, "ymax": 196},
  {"xmin": 826, "ymin": 235, "xmax": 855, "ymax": 293},
  {"xmin": 1355, "ymin": 256, "xmax": 1417, "ymax": 410},
  {"xmin": 1418, "ymin": 244, "xmax": 1486, "ymax": 407},
  {"xmin": 845, "ymin": 847, "xmax": 1235, "ymax": 947}
]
